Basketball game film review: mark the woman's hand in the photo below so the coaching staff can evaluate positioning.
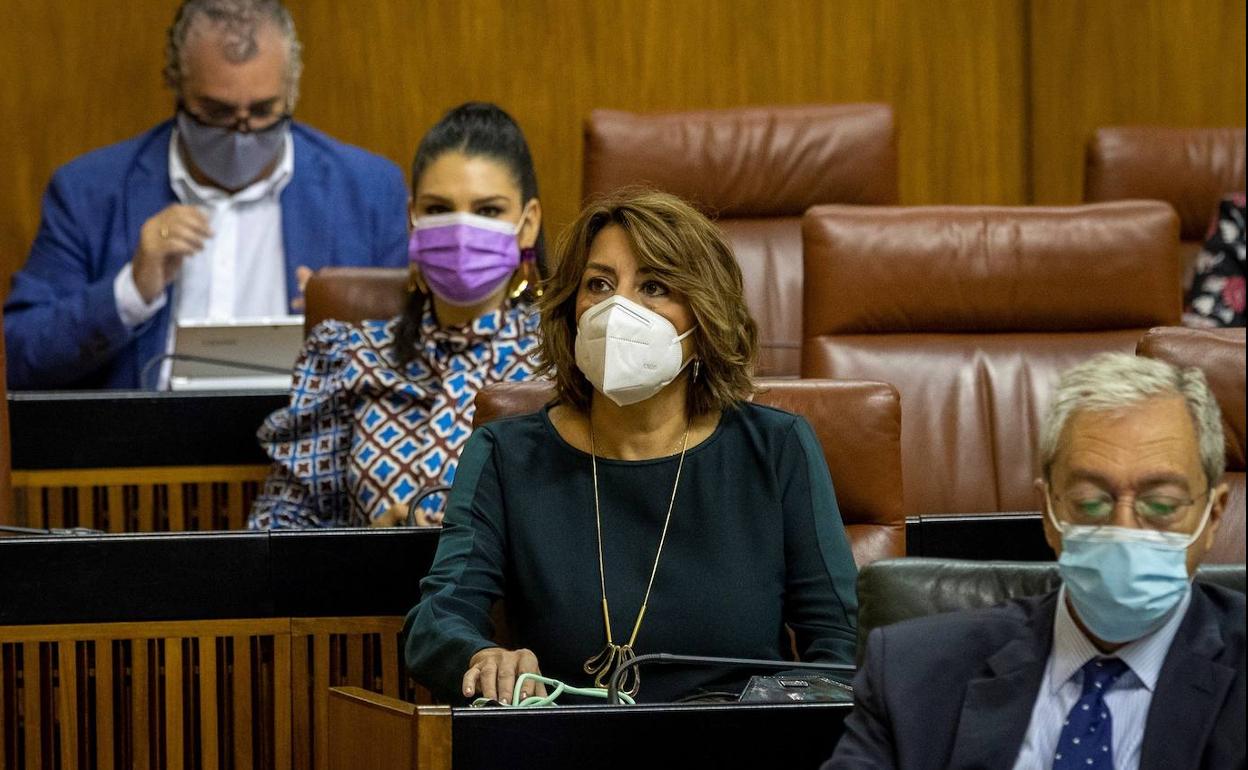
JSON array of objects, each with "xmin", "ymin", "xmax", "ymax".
[
  {"xmin": 369, "ymin": 504, "xmax": 444, "ymax": 527},
  {"xmin": 463, "ymin": 647, "xmax": 547, "ymax": 704}
]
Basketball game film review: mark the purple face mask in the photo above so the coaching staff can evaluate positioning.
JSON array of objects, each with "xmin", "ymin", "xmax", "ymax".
[{"xmin": 408, "ymin": 212, "xmax": 525, "ymax": 306}]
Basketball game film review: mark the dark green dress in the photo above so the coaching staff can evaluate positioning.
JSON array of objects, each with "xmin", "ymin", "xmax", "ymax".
[{"xmin": 404, "ymin": 402, "xmax": 859, "ymax": 703}]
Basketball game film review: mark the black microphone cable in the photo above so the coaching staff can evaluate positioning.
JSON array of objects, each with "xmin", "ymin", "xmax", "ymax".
[
  {"xmin": 607, "ymin": 653, "xmax": 856, "ymax": 705},
  {"xmin": 406, "ymin": 485, "xmax": 453, "ymax": 526},
  {"xmin": 0, "ymin": 524, "xmax": 104, "ymax": 536}
]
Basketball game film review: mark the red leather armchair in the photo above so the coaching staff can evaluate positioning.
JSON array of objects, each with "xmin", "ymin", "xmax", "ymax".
[
  {"xmin": 583, "ymin": 104, "xmax": 897, "ymax": 377},
  {"xmin": 472, "ymin": 379, "xmax": 905, "ymax": 566},
  {"xmin": 802, "ymin": 201, "xmax": 1182, "ymax": 516},
  {"xmin": 303, "ymin": 267, "xmax": 409, "ymax": 334},
  {"xmin": 1084, "ymin": 127, "xmax": 1247, "ymax": 281},
  {"xmin": 1137, "ymin": 326, "xmax": 1246, "ymax": 563}
]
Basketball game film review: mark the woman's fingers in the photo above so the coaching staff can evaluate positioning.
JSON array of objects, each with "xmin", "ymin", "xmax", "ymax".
[
  {"xmin": 516, "ymin": 649, "xmax": 546, "ymax": 699},
  {"xmin": 463, "ymin": 648, "xmax": 546, "ymax": 704},
  {"xmin": 461, "ymin": 664, "xmax": 480, "ymax": 699},
  {"xmin": 496, "ymin": 654, "xmax": 521, "ymax": 704},
  {"xmin": 478, "ymin": 658, "xmax": 499, "ymax": 701}
]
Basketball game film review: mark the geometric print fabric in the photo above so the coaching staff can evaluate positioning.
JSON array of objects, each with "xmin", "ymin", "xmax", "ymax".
[{"xmin": 250, "ymin": 301, "xmax": 541, "ymax": 528}]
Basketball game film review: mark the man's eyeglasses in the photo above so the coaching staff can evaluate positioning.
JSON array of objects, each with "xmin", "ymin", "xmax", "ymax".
[
  {"xmin": 1048, "ymin": 486, "xmax": 1210, "ymax": 532},
  {"xmin": 179, "ymin": 100, "xmax": 289, "ymax": 134}
]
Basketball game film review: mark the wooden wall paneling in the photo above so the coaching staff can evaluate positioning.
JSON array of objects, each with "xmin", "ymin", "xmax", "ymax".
[
  {"xmin": 1, "ymin": 618, "xmax": 407, "ymax": 769},
  {"xmin": 380, "ymin": 632, "xmax": 399, "ymax": 700},
  {"xmin": 106, "ymin": 486, "xmax": 126, "ymax": 534},
  {"xmin": 312, "ymin": 633, "xmax": 330, "ymax": 770},
  {"xmin": 0, "ymin": 1, "xmax": 168, "ymax": 294},
  {"xmin": 138, "ymin": 485, "xmax": 156, "ymax": 533},
  {"xmin": 76, "ymin": 485, "xmax": 93, "ymax": 531},
  {"xmin": 46, "ymin": 487, "xmax": 64, "ymax": 530},
  {"xmin": 10, "ymin": 466, "xmax": 271, "ymax": 533},
  {"xmin": 273, "ymin": 634, "xmax": 292, "ymax": 770},
  {"xmin": 56, "ymin": 641, "xmax": 80, "ymax": 769},
  {"xmin": 168, "ymin": 484, "xmax": 187, "ymax": 532},
  {"xmin": 1029, "ymin": 0, "xmax": 1248, "ymax": 203},
  {"xmin": 198, "ymin": 637, "xmax": 219, "ymax": 770},
  {"xmin": 165, "ymin": 638, "xmax": 185, "ymax": 770},
  {"xmin": 132, "ymin": 639, "xmax": 152, "ymax": 770},
  {"xmin": 3, "ymin": 0, "xmax": 1032, "ymax": 292},
  {"xmin": 6, "ymin": 0, "xmax": 1244, "ymax": 290},
  {"xmin": 23, "ymin": 642, "xmax": 43, "ymax": 769},
  {"xmin": 290, "ymin": 636, "xmax": 311, "ymax": 770},
  {"xmin": 415, "ymin": 706, "xmax": 453, "ymax": 770},
  {"xmin": 231, "ymin": 635, "xmax": 253, "ymax": 770},
  {"xmin": 96, "ymin": 641, "xmax": 116, "ymax": 770}
]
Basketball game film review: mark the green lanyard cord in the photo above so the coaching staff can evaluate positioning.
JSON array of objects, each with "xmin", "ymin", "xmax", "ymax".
[{"xmin": 469, "ymin": 673, "xmax": 637, "ymax": 708}]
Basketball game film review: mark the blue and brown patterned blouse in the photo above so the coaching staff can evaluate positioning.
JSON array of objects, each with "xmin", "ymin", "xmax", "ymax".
[{"xmin": 248, "ymin": 302, "xmax": 541, "ymax": 528}]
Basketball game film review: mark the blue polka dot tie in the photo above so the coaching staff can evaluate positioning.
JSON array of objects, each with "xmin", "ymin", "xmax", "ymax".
[{"xmin": 1053, "ymin": 657, "xmax": 1129, "ymax": 769}]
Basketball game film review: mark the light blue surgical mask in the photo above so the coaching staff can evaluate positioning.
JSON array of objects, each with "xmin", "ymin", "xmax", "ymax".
[{"xmin": 1047, "ymin": 496, "xmax": 1213, "ymax": 644}]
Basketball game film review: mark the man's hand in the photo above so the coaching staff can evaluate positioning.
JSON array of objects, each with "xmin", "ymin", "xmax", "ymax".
[
  {"xmin": 132, "ymin": 205, "xmax": 212, "ymax": 303},
  {"xmin": 290, "ymin": 266, "xmax": 314, "ymax": 312},
  {"xmin": 463, "ymin": 647, "xmax": 547, "ymax": 704}
]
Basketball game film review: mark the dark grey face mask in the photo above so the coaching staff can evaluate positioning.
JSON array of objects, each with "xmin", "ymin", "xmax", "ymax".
[{"xmin": 176, "ymin": 110, "xmax": 288, "ymax": 191}]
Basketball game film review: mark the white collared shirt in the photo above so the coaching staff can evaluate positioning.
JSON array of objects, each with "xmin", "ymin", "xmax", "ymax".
[
  {"xmin": 113, "ymin": 129, "xmax": 295, "ymax": 388},
  {"xmin": 1011, "ymin": 585, "xmax": 1192, "ymax": 770}
]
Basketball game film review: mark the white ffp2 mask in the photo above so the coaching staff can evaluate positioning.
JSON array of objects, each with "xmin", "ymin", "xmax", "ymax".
[{"xmin": 574, "ymin": 295, "xmax": 695, "ymax": 407}]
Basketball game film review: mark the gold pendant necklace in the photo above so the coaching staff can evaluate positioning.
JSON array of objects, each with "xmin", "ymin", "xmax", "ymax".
[{"xmin": 582, "ymin": 420, "xmax": 690, "ymax": 698}]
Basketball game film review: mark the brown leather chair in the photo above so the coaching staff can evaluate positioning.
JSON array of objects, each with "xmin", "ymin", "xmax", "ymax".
[
  {"xmin": 583, "ymin": 104, "xmax": 898, "ymax": 377},
  {"xmin": 303, "ymin": 267, "xmax": 409, "ymax": 334},
  {"xmin": 1084, "ymin": 127, "xmax": 1247, "ymax": 282},
  {"xmin": 802, "ymin": 201, "xmax": 1182, "ymax": 516},
  {"xmin": 472, "ymin": 379, "xmax": 905, "ymax": 566},
  {"xmin": 0, "ymin": 315, "xmax": 12, "ymax": 525},
  {"xmin": 1137, "ymin": 326, "xmax": 1246, "ymax": 563}
]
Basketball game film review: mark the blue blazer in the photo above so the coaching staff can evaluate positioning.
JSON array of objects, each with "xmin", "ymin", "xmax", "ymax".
[
  {"xmin": 825, "ymin": 584, "xmax": 1245, "ymax": 770},
  {"xmin": 3, "ymin": 120, "xmax": 409, "ymax": 390}
]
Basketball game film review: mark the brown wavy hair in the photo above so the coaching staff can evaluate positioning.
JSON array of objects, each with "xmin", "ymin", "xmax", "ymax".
[{"xmin": 536, "ymin": 189, "xmax": 758, "ymax": 415}]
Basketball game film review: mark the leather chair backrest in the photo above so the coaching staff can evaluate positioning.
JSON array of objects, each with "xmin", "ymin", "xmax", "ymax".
[
  {"xmin": 0, "ymin": 314, "xmax": 12, "ymax": 525},
  {"xmin": 802, "ymin": 201, "xmax": 1182, "ymax": 516},
  {"xmin": 303, "ymin": 267, "xmax": 409, "ymax": 334},
  {"xmin": 583, "ymin": 104, "xmax": 898, "ymax": 377},
  {"xmin": 1137, "ymin": 326, "xmax": 1247, "ymax": 563},
  {"xmin": 856, "ymin": 558, "xmax": 1245, "ymax": 660},
  {"xmin": 472, "ymin": 378, "xmax": 905, "ymax": 567},
  {"xmin": 1084, "ymin": 127, "xmax": 1247, "ymax": 278}
]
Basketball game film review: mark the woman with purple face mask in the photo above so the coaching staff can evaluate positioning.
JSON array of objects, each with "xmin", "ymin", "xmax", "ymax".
[{"xmin": 248, "ymin": 103, "xmax": 545, "ymax": 529}]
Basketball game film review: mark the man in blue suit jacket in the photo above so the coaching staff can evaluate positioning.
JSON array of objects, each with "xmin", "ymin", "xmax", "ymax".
[
  {"xmin": 826, "ymin": 354, "xmax": 1245, "ymax": 770},
  {"xmin": 3, "ymin": 0, "xmax": 407, "ymax": 390}
]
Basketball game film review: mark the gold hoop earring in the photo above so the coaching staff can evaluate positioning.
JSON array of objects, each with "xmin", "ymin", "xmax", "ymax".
[{"xmin": 509, "ymin": 279, "xmax": 529, "ymax": 300}]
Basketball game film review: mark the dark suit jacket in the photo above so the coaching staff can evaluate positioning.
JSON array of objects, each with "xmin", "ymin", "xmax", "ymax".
[
  {"xmin": 3, "ymin": 119, "xmax": 408, "ymax": 390},
  {"xmin": 825, "ymin": 584, "xmax": 1245, "ymax": 770}
]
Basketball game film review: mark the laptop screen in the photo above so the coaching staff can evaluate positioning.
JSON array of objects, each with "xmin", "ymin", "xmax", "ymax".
[{"xmin": 169, "ymin": 316, "xmax": 305, "ymax": 391}]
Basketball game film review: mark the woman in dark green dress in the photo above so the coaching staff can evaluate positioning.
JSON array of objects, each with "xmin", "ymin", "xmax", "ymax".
[{"xmin": 405, "ymin": 190, "xmax": 858, "ymax": 704}]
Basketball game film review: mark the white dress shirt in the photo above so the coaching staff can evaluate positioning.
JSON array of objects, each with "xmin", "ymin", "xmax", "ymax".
[
  {"xmin": 1011, "ymin": 585, "xmax": 1192, "ymax": 770},
  {"xmin": 113, "ymin": 129, "xmax": 295, "ymax": 388}
]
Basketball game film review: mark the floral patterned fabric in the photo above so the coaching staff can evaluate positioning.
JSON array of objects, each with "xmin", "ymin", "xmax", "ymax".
[
  {"xmin": 1185, "ymin": 193, "xmax": 1246, "ymax": 328},
  {"xmin": 248, "ymin": 302, "xmax": 541, "ymax": 528}
]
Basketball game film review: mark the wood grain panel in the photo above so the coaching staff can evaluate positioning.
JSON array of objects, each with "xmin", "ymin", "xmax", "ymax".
[
  {"xmin": 11, "ymin": 466, "xmax": 271, "ymax": 533},
  {"xmin": 2, "ymin": 618, "xmax": 406, "ymax": 769},
  {"xmin": 57, "ymin": 641, "xmax": 79, "ymax": 769},
  {"xmin": 2, "ymin": 0, "xmax": 1027, "ymax": 293},
  {"xmin": 96, "ymin": 641, "xmax": 115, "ymax": 770},
  {"xmin": 24, "ymin": 642, "xmax": 42, "ymax": 769},
  {"xmin": 1030, "ymin": 0, "xmax": 1247, "ymax": 203}
]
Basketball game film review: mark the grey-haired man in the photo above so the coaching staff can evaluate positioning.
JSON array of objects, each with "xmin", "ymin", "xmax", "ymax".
[
  {"xmin": 826, "ymin": 353, "xmax": 1243, "ymax": 770},
  {"xmin": 5, "ymin": 0, "xmax": 407, "ymax": 390}
]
